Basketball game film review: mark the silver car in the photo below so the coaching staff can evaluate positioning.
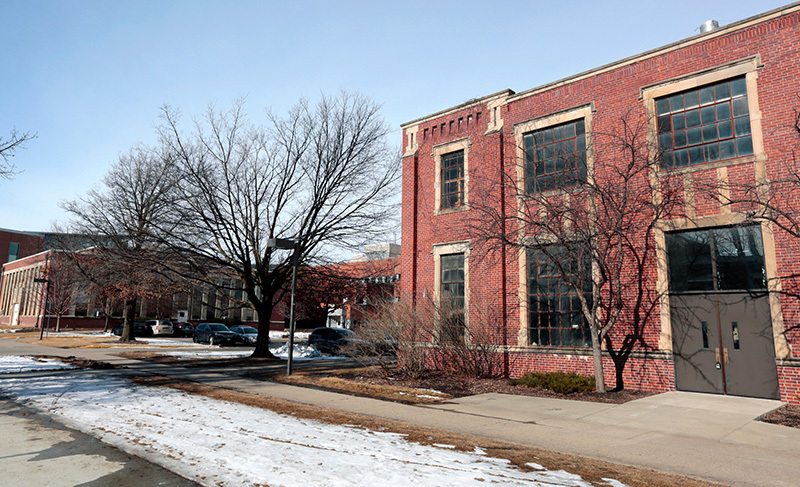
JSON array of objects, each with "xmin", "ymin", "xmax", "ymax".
[{"xmin": 147, "ymin": 319, "xmax": 174, "ymax": 336}]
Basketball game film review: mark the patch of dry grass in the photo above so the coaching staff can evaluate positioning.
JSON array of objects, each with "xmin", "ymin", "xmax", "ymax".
[
  {"xmin": 119, "ymin": 350, "xmax": 282, "ymax": 367},
  {"xmin": 276, "ymin": 375, "xmax": 451, "ymax": 404},
  {"xmin": 0, "ymin": 329, "xmax": 41, "ymax": 339},
  {"xmin": 15, "ymin": 335, "xmax": 197, "ymax": 349},
  {"xmin": 19, "ymin": 337, "xmax": 120, "ymax": 348},
  {"xmin": 132, "ymin": 375, "xmax": 722, "ymax": 487}
]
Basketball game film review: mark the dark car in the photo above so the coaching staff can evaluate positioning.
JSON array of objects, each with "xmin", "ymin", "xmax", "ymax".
[
  {"xmin": 193, "ymin": 323, "xmax": 238, "ymax": 346},
  {"xmin": 229, "ymin": 325, "xmax": 258, "ymax": 345},
  {"xmin": 111, "ymin": 321, "xmax": 154, "ymax": 337},
  {"xmin": 308, "ymin": 327, "xmax": 366, "ymax": 355},
  {"xmin": 172, "ymin": 321, "xmax": 194, "ymax": 337}
]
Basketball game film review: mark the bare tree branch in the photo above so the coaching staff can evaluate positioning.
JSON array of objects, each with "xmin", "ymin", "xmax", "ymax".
[{"xmin": 0, "ymin": 128, "xmax": 36, "ymax": 179}]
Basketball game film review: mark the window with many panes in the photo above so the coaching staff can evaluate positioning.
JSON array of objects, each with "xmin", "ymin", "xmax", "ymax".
[
  {"xmin": 528, "ymin": 246, "xmax": 592, "ymax": 347},
  {"xmin": 523, "ymin": 119, "xmax": 587, "ymax": 193},
  {"xmin": 441, "ymin": 150, "xmax": 465, "ymax": 209},
  {"xmin": 440, "ymin": 253, "xmax": 465, "ymax": 342},
  {"xmin": 657, "ymin": 77, "xmax": 753, "ymax": 169}
]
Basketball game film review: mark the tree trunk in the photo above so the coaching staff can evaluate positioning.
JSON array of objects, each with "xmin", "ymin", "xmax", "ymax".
[
  {"xmin": 614, "ymin": 357, "xmax": 625, "ymax": 392},
  {"xmin": 251, "ymin": 303, "xmax": 276, "ymax": 358},
  {"xmin": 604, "ymin": 335, "xmax": 628, "ymax": 392},
  {"xmin": 591, "ymin": 327, "xmax": 606, "ymax": 393},
  {"xmin": 120, "ymin": 297, "xmax": 137, "ymax": 342},
  {"xmin": 103, "ymin": 313, "xmax": 110, "ymax": 333},
  {"xmin": 55, "ymin": 315, "xmax": 61, "ymax": 333}
]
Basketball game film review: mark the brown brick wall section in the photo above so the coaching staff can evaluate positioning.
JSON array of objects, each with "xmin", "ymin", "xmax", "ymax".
[{"xmin": 0, "ymin": 230, "xmax": 44, "ymax": 264}]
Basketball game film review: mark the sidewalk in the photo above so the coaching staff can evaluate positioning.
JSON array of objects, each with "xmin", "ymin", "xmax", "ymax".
[
  {"xmin": 2, "ymin": 339, "xmax": 799, "ymax": 487},
  {"xmin": 0, "ymin": 397, "xmax": 198, "ymax": 486}
]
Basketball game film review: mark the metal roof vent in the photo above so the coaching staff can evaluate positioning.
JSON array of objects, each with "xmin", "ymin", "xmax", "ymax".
[{"xmin": 699, "ymin": 20, "xmax": 720, "ymax": 33}]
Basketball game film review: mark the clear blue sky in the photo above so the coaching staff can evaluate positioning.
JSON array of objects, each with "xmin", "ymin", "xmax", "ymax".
[{"xmin": 1, "ymin": 0, "xmax": 791, "ymax": 232}]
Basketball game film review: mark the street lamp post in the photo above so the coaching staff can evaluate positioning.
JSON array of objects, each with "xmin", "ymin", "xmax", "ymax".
[
  {"xmin": 267, "ymin": 237, "xmax": 299, "ymax": 376},
  {"xmin": 34, "ymin": 277, "xmax": 49, "ymax": 340}
]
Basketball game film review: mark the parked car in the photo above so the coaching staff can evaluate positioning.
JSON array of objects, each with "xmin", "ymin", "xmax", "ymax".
[
  {"xmin": 229, "ymin": 325, "xmax": 258, "ymax": 345},
  {"xmin": 172, "ymin": 321, "xmax": 194, "ymax": 337},
  {"xmin": 147, "ymin": 319, "xmax": 173, "ymax": 336},
  {"xmin": 193, "ymin": 323, "xmax": 238, "ymax": 346},
  {"xmin": 308, "ymin": 327, "xmax": 367, "ymax": 355},
  {"xmin": 111, "ymin": 321, "xmax": 154, "ymax": 337},
  {"xmin": 359, "ymin": 330, "xmax": 399, "ymax": 356}
]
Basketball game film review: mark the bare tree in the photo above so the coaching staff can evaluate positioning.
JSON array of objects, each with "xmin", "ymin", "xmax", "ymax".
[
  {"xmin": 60, "ymin": 144, "xmax": 180, "ymax": 341},
  {"xmin": 157, "ymin": 93, "xmax": 400, "ymax": 357},
  {"xmin": 42, "ymin": 251, "xmax": 86, "ymax": 332},
  {"xmin": 693, "ymin": 105, "xmax": 800, "ymax": 339},
  {"xmin": 471, "ymin": 109, "xmax": 681, "ymax": 392},
  {"xmin": 0, "ymin": 129, "xmax": 36, "ymax": 179},
  {"xmin": 359, "ymin": 294, "xmax": 510, "ymax": 378}
]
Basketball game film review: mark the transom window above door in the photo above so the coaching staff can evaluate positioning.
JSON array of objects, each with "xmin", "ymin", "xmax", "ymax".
[{"xmin": 666, "ymin": 226, "xmax": 766, "ymax": 293}]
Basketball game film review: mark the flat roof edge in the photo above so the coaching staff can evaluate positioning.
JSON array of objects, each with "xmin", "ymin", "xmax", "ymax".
[
  {"xmin": 507, "ymin": 2, "xmax": 800, "ymax": 103},
  {"xmin": 0, "ymin": 227, "xmax": 45, "ymax": 237},
  {"xmin": 400, "ymin": 89, "xmax": 515, "ymax": 129}
]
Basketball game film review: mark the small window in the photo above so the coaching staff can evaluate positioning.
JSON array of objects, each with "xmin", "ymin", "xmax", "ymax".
[
  {"xmin": 440, "ymin": 253, "xmax": 465, "ymax": 342},
  {"xmin": 7, "ymin": 242, "xmax": 20, "ymax": 263},
  {"xmin": 441, "ymin": 150, "xmax": 465, "ymax": 209},
  {"xmin": 657, "ymin": 77, "xmax": 753, "ymax": 169},
  {"xmin": 523, "ymin": 119, "xmax": 587, "ymax": 193}
]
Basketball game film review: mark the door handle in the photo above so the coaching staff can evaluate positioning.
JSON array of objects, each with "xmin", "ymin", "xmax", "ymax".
[{"xmin": 723, "ymin": 347, "xmax": 729, "ymax": 364}]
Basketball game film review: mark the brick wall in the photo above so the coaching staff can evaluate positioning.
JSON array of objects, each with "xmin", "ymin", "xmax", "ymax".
[
  {"xmin": 401, "ymin": 7, "xmax": 800, "ymax": 404},
  {"xmin": 0, "ymin": 229, "xmax": 44, "ymax": 264}
]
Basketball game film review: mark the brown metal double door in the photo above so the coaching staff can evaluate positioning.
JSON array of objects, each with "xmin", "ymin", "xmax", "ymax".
[{"xmin": 671, "ymin": 292, "xmax": 779, "ymax": 399}]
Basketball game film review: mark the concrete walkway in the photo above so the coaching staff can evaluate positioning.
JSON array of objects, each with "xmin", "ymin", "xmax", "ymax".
[
  {"xmin": 0, "ymin": 397, "xmax": 198, "ymax": 486},
  {"xmin": 2, "ymin": 338, "xmax": 799, "ymax": 486}
]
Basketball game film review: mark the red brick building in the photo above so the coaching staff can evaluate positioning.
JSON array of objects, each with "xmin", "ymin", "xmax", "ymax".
[
  {"xmin": 323, "ymin": 245, "xmax": 401, "ymax": 328},
  {"xmin": 0, "ymin": 248, "xmax": 286, "ymax": 331},
  {"xmin": 0, "ymin": 228, "xmax": 44, "ymax": 264},
  {"xmin": 401, "ymin": 4, "xmax": 800, "ymax": 403}
]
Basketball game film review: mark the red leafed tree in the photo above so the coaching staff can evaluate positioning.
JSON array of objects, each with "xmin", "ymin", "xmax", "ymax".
[{"xmin": 42, "ymin": 251, "xmax": 85, "ymax": 332}]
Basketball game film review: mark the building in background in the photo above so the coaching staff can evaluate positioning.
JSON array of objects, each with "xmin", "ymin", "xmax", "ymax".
[
  {"xmin": 0, "ymin": 228, "xmax": 44, "ymax": 264},
  {"xmin": 325, "ymin": 245, "xmax": 400, "ymax": 328},
  {"xmin": 0, "ymin": 239, "xmax": 399, "ymax": 332}
]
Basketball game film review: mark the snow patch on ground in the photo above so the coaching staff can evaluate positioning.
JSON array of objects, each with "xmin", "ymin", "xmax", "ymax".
[
  {"xmin": 0, "ymin": 356, "xmax": 623, "ymax": 487},
  {"xmin": 600, "ymin": 479, "xmax": 629, "ymax": 487},
  {"xmin": 269, "ymin": 342, "xmax": 323, "ymax": 360},
  {"xmin": 0, "ymin": 356, "xmax": 77, "ymax": 374},
  {"xmin": 269, "ymin": 330, "xmax": 310, "ymax": 341},
  {"xmin": 158, "ymin": 343, "xmax": 346, "ymax": 361},
  {"xmin": 159, "ymin": 350, "xmax": 254, "ymax": 359},
  {"xmin": 397, "ymin": 391, "xmax": 445, "ymax": 400}
]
